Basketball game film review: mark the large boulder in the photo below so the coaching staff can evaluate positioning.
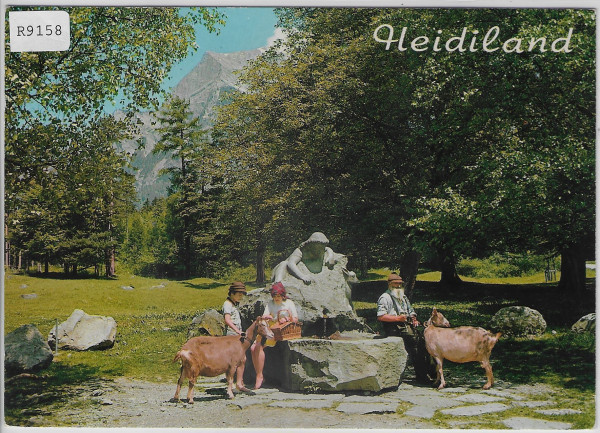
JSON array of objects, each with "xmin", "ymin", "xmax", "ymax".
[
  {"xmin": 48, "ymin": 309, "xmax": 117, "ymax": 351},
  {"xmin": 489, "ymin": 306, "xmax": 546, "ymax": 337},
  {"xmin": 571, "ymin": 313, "xmax": 595, "ymax": 333},
  {"xmin": 187, "ymin": 309, "xmax": 226, "ymax": 338},
  {"xmin": 273, "ymin": 336, "xmax": 407, "ymax": 392},
  {"xmin": 5, "ymin": 324, "xmax": 54, "ymax": 376}
]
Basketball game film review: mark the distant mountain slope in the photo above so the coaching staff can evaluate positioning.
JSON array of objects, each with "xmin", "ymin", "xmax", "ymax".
[{"xmin": 116, "ymin": 49, "xmax": 261, "ymax": 203}]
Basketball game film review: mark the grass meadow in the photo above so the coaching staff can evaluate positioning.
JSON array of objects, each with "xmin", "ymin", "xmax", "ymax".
[{"xmin": 3, "ymin": 265, "xmax": 596, "ymax": 428}]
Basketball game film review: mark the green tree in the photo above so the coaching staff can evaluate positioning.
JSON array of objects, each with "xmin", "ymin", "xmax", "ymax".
[{"xmin": 153, "ymin": 96, "xmax": 211, "ymax": 277}]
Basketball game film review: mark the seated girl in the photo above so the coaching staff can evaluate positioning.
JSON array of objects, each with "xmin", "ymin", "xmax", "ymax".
[{"xmin": 251, "ymin": 282, "xmax": 298, "ymax": 389}]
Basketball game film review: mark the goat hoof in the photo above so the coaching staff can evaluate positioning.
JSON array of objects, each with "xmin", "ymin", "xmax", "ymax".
[{"xmin": 483, "ymin": 384, "xmax": 492, "ymax": 390}]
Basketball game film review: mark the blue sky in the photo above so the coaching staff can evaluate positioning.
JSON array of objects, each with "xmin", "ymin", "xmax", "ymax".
[{"xmin": 162, "ymin": 7, "xmax": 278, "ymax": 92}]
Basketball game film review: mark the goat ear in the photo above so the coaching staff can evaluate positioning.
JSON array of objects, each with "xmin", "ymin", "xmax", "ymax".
[{"xmin": 432, "ymin": 307, "xmax": 437, "ymax": 314}]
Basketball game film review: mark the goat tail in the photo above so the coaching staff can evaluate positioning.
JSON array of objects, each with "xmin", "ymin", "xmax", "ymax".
[{"xmin": 173, "ymin": 349, "xmax": 192, "ymax": 364}]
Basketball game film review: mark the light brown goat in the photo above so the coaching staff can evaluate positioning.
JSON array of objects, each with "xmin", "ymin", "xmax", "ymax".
[
  {"xmin": 424, "ymin": 308, "xmax": 501, "ymax": 390},
  {"xmin": 173, "ymin": 317, "xmax": 274, "ymax": 401}
]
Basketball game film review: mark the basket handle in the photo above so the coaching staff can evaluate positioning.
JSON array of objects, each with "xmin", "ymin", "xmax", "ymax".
[{"xmin": 276, "ymin": 309, "xmax": 293, "ymax": 322}]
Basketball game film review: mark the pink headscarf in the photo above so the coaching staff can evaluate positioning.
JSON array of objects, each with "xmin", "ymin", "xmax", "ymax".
[{"xmin": 270, "ymin": 282, "xmax": 287, "ymax": 299}]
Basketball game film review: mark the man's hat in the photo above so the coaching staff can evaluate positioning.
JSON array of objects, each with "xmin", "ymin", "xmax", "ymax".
[
  {"xmin": 387, "ymin": 273, "xmax": 403, "ymax": 283},
  {"xmin": 229, "ymin": 281, "xmax": 247, "ymax": 294}
]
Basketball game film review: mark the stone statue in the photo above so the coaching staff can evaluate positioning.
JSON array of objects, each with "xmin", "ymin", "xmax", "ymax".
[{"xmin": 272, "ymin": 232, "xmax": 340, "ymax": 284}]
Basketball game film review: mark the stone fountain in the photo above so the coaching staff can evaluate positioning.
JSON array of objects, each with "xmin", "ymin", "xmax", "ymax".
[{"xmin": 240, "ymin": 232, "xmax": 408, "ymax": 392}]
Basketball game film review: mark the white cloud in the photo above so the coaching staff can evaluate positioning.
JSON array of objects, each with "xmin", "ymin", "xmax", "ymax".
[{"xmin": 260, "ymin": 27, "xmax": 288, "ymax": 53}]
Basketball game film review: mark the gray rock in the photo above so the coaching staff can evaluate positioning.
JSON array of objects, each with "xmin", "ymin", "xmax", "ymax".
[
  {"xmin": 482, "ymin": 389, "xmax": 525, "ymax": 400},
  {"xmin": 5, "ymin": 324, "xmax": 54, "ymax": 376},
  {"xmin": 441, "ymin": 403, "xmax": 510, "ymax": 416},
  {"xmin": 455, "ymin": 393, "xmax": 505, "ymax": 403},
  {"xmin": 269, "ymin": 399, "xmax": 335, "ymax": 409},
  {"xmin": 278, "ymin": 336, "xmax": 407, "ymax": 392},
  {"xmin": 503, "ymin": 417, "xmax": 572, "ymax": 429},
  {"xmin": 188, "ymin": 309, "xmax": 225, "ymax": 338},
  {"xmin": 512, "ymin": 400, "xmax": 553, "ymax": 408},
  {"xmin": 401, "ymin": 395, "xmax": 463, "ymax": 419},
  {"xmin": 227, "ymin": 397, "xmax": 266, "ymax": 409},
  {"xmin": 121, "ymin": 286, "xmax": 134, "ymax": 291},
  {"xmin": 571, "ymin": 313, "xmax": 595, "ymax": 333},
  {"xmin": 21, "ymin": 293, "xmax": 38, "ymax": 299},
  {"xmin": 536, "ymin": 408, "xmax": 582, "ymax": 415},
  {"xmin": 488, "ymin": 306, "xmax": 546, "ymax": 337},
  {"xmin": 48, "ymin": 309, "xmax": 117, "ymax": 351},
  {"xmin": 336, "ymin": 402, "xmax": 398, "ymax": 414},
  {"xmin": 438, "ymin": 387, "xmax": 468, "ymax": 393}
]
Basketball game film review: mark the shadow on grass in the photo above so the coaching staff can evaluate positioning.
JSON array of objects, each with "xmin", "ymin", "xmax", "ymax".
[
  {"xmin": 492, "ymin": 338, "xmax": 595, "ymax": 391},
  {"xmin": 4, "ymin": 362, "xmax": 122, "ymax": 423},
  {"xmin": 182, "ymin": 281, "xmax": 225, "ymax": 290},
  {"xmin": 14, "ymin": 270, "xmax": 117, "ymax": 281}
]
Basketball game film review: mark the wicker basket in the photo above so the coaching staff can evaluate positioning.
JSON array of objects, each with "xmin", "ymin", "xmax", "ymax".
[{"xmin": 270, "ymin": 310, "xmax": 302, "ymax": 341}]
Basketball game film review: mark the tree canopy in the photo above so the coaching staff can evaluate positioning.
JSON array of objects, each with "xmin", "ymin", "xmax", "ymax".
[{"xmin": 212, "ymin": 8, "xmax": 595, "ymax": 294}]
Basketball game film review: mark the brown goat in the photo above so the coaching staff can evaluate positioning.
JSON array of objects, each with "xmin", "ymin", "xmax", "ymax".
[
  {"xmin": 424, "ymin": 307, "xmax": 501, "ymax": 390},
  {"xmin": 173, "ymin": 317, "xmax": 274, "ymax": 401}
]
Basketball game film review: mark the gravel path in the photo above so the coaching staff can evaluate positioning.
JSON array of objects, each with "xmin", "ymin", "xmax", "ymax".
[{"xmin": 15, "ymin": 371, "xmax": 588, "ymax": 429}]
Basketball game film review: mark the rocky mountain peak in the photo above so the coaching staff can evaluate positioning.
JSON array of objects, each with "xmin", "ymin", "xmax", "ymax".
[{"xmin": 117, "ymin": 48, "xmax": 261, "ymax": 203}]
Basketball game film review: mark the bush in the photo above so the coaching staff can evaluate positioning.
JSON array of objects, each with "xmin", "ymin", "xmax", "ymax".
[
  {"xmin": 214, "ymin": 263, "xmax": 263, "ymax": 284},
  {"xmin": 457, "ymin": 254, "xmax": 553, "ymax": 278}
]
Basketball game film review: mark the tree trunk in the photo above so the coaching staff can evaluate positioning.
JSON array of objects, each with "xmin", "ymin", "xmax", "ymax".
[
  {"xmin": 358, "ymin": 253, "xmax": 369, "ymax": 280},
  {"xmin": 4, "ymin": 225, "xmax": 9, "ymax": 269},
  {"xmin": 64, "ymin": 263, "xmax": 69, "ymax": 275},
  {"xmin": 255, "ymin": 228, "xmax": 266, "ymax": 284},
  {"xmin": 105, "ymin": 247, "xmax": 115, "ymax": 277},
  {"xmin": 438, "ymin": 249, "xmax": 462, "ymax": 287},
  {"xmin": 400, "ymin": 250, "xmax": 421, "ymax": 299},
  {"xmin": 558, "ymin": 247, "xmax": 587, "ymax": 306}
]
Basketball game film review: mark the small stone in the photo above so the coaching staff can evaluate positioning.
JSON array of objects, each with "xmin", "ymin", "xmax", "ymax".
[
  {"xmin": 336, "ymin": 402, "xmax": 398, "ymax": 414},
  {"xmin": 503, "ymin": 416, "xmax": 571, "ymax": 430},
  {"xmin": 21, "ymin": 293, "xmax": 38, "ymax": 299},
  {"xmin": 535, "ymin": 408, "xmax": 583, "ymax": 415},
  {"xmin": 91, "ymin": 390, "xmax": 104, "ymax": 396},
  {"xmin": 441, "ymin": 403, "xmax": 510, "ymax": 416},
  {"xmin": 438, "ymin": 387, "xmax": 468, "ymax": 393},
  {"xmin": 269, "ymin": 400, "xmax": 334, "ymax": 409},
  {"xmin": 456, "ymin": 393, "xmax": 505, "ymax": 403},
  {"xmin": 512, "ymin": 400, "xmax": 553, "ymax": 408}
]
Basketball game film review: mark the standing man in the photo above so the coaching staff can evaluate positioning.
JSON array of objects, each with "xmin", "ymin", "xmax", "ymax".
[{"xmin": 377, "ymin": 273, "xmax": 433, "ymax": 384}]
